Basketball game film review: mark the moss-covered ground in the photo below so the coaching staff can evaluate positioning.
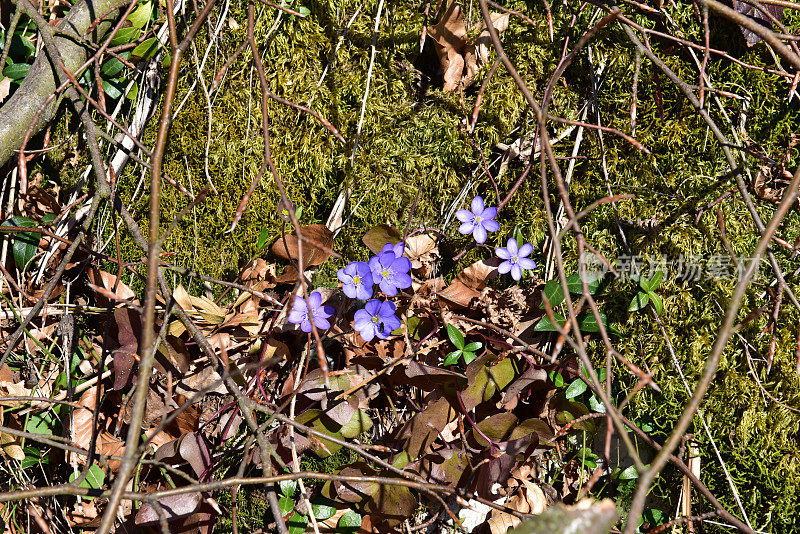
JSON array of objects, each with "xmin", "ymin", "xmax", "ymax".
[{"xmin": 47, "ymin": 0, "xmax": 800, "ymax": 531}]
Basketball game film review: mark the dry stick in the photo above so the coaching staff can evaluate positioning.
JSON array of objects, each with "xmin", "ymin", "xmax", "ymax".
[
  {"xmin": 244, "ymin": 2, "xmax": 328, "ymax": 391},
  {"xmin": 350, "ymin": 0, "xmax": 384, "ymax": 164},
  {"xmin": 96, "ymin": 0, "xmax": 221, "ymax": 530},
  {"xmin": 619, "ymin": 23, "xmax": 797, "ymax": 533},
  {"xmin": 475, "ymin": 0, "xmax": 645, "ymax": 473}
]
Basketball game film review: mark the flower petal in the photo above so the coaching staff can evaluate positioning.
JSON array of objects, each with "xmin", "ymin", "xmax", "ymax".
[
  {"xmin": 355, "ymin": 283, "xmax": 373, "ymax": 300},
  {"xmin": 380, "ymin": 279, "xmax": 398, "ymax": 296},
  {"xmin": 391, "ymin": 256, "xmax": 412, "ymax": 275},
  {"xmin": 458, "ymin": 222, "xmax": 475, "ymax": 235},
  {"xmin": 320, "ymin": 305, "xmax": 335, "ymax": 319},
  {"xmin": 511, "ymin": 264, "xmax": 522, "ymax": 281},
  {"xmin": 392, "ymin": 272, "xmax": 412, "ymax": 290},
  {"xmin": 378, "ymin": 300, "xmax": 397, "ymax": 318},
  {"xmin": 300, "ymin": 319, "xmax": 313, "ymax": 333},
  {"xmin": 456, "ymin": 209, "xmax": 473, "ymax": 223},
  {"xmin": 518, "ymin": 243, "xmax": 533, "ymax": 257},
  {"xmin": 308, "ymin": 291, "xmax": 322, "ymax": 308},
  {"xmin": 364, "ymin": 299, "xmax": 382, "ymax": 316},
  {"xmin": 381, "ymin": 315, "xmax": 401, "ymax": 334},
  {"xmin": 470, "ymin": 195, "xmax": 484, "ymax": 214},
  {"xmin": 506, "ymin": 238, "xmax": 518, "ymax": 255},
  {"xmin": 337, "ymin": 269, "xmax": 350, "ymax": 284},
  {"xmin": 314, "ymin": 317, "xmax": 331, "ymax": 330},
  {"xmin": 287, "ymin": 310, "xmax": 305, "ymax": 324},
  {"xmin": 495, "ymin": 247, "xmax": 510, "ymax": 260},
  {"xmin": 518, "ymin": 258, "xmax": 537, "ymax": 270},
  {"xmin": 481, "ymin": 206, "xmax": 497, "ymax": 220},
  {"xmin": 498, "ymin": 261, "xmax": 512, "ymax": 274},
  {"xmin": 473, "ymin": 225, "xmax": 487, "ymax": 244},
  {"xmin": 358, "ymin": 324, "xmax": 376, "ymax": 342},
  {"xmin": 483, "ymin": 219, "xmax": 500, "ymax": 232},
  {"xmin": 342, "ymin": 284, "xmax": 357, "ymax": 299},
  {"xmin": 354, "ymin": 310, "xmax": 372, "ymax": 330}
]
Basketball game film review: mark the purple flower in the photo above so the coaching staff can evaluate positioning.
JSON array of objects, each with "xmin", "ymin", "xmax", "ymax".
[
  {"xmin": 456, "ymin": 196, "xmax": 500, "ymax": 244},
  {"xmin": 496, "ymin": 238, "xmax": 536, "ymax": 281},
  {"xmin": 287, "ymin": 291, "xmax": 334, "ymax": 333},
  {"xmin": 338, "ymin": 261, "xmax": 373, "ymax": 300},
  {"xmin": 381, "ymin": 242, "xmax": 405, "ymax": 257},
  {"xmin": 353, "ymin": 299, "xmax": 401, "ymax": 342},
  {"xmin": 369, "ymin": 251, "xmax": 412, "ymax": 296}
]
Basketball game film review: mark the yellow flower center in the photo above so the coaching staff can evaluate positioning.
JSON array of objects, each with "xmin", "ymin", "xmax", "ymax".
[
  {"xmin": 372, "ymin": 316, "xmax": 380, "ymax": 323},
  {"xmin": 512, "ymin": 256, "xmax": 518, "ymax": 262},
  {"xmin": 352, "ymin": 275, "xmax": 361, "ymax": 285},
  {"xmin": 381, "ymin": 269, "xmax": 389, "ymax": 278},
  {"xmin": 475, "ymin": 216, "xmax": 482, "ymax": 224}
]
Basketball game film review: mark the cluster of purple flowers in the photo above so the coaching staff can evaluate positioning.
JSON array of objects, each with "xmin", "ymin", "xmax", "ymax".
[
  {"xmin": 286, "ymin": 242, "xmax": 411, "ymax": 341},
  {"xmin": 457, "ymin": 195, "xmax": 536, "ymax": 281},
  {"xmin": 339, "ymin": 242, "xmax": 410, "ymax": 342}
]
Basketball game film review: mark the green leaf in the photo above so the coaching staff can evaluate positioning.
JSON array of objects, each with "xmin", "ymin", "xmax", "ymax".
[
  {"xmin": 101, "ymin": 57, "xmax": 125, "ymax": 78},
  {"xmin": 443, "ymin": 351, "xmax": 462, "ymax": 366},
  {"xmin": 278, "ymin": 496, "xmax": 294, "ymax": 516},
  {"xmin": 295, "ymin": 5, "xmax": 311, "ymax": 16},
  {"xmin": 565, "ymin": 379, "xmax": 587, "ymax": 399},
  {"xmin": 3, "ymin": 216, "xmax": 39, "ymax": 271},
  {"xmin": 101, "ymin": 78, "xmax": 125, "ymax": 100},
  {"xmin": 618, "ymin": 465, "xmax": 639, "ymax": 480},
  {"xmin": 339, "ymin": 409, "xmax": 372, "ymax": 439},
  {"xmin": 109, "ymin": 27, "xmax": 140, "ymax": 47},
  {"xmin": 446, "ymin": 324, "xmax": 464, "ymax": 349},
  {"xmin": 3, "ymin": 62, "xmax": 29, "ymax": 81},
  {"xmin": 533, "ymin": 313, "xmax": 566, "ymax": 332},
  {"xmin": 648, "ymin": 292, "xmax": 663, "ymax": 315},
  {"xmin": 279, "ymin": 479, "xmax": 296, "ymax": 497},
  {"xmin": 125, "ymin": 80, "xmax": 139, "ymax": 100},
  {"xmin": 640, "ymin": 270, "xmax": 663, "ymax": 292},
  {"xmin": 287, "ymin": 512, "xmax": 308, "ymax": 534},
  {"xmin": 127, "ymin": 0, "xmax": 153, "ymax": 28},
  {"xmin": 131, "ymin": 37, "xmax": 160, "ymax": 60},
  {"xmin": 311, "ymin": 499, "xmax": 336, "ymax": 520},
  {"xmin": 548, "ymin": 370, "xmax": 564, "ymax": 388},
  {"xmin": 68, "ymin": 463, "xmax": 106, "ymax": 498},
  {"xmin": 462, "ymin": 351, "xmax": 477, "ymax": 365},
  {"xmin": 588, "ymin": 394, "xmax": 606, "ymax": 413},
  {"xmin": 257, "ymin": 226, "xmax": 271, "ymax": 249},
  {"xmin": 513, "ymin": 226, "xmax": 525, "ymax": 247},
  {"xmin": 463, "ymin": 341, "xmax": 482, "ymax": 353},
  {"xmin": 628, "ymin": 291, "xmax": 649, "ymax": 312},
  {"xmin": 337, "ymin": 510, "xmax": 362, "ymax": 533},
  {"xmin": 26, "ymin": 410, "xmax": 58, "ymax": 436}
]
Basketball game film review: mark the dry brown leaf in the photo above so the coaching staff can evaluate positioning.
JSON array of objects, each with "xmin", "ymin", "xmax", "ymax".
[
  {"xmin": 271, "ymin": 224, "xmax": 334, "ymax": 268},
  {"xmin": 438, "ymin": 279, "xmax": 481, "ymax": 308},
  {"xmin": 0, "ymin": 77, "xmax": 11, "ymax": 105},
  {"xmin": 429, "ymin": 1, "xmax": 509, "ymax": 91},
  {"xmin": 487, "ymin": 481, "xmax": 546, "ymax": 534}
]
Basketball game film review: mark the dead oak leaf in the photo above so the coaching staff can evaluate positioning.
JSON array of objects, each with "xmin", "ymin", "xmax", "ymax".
[{"xmin": 429, "ymin": 1, "xmax": 509, "ymax": 92}]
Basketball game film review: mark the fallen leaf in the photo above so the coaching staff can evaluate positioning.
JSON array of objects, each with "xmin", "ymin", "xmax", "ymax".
[{"xmin": 272, "ymin": 224, "xmax": 334, "ymax": 268}]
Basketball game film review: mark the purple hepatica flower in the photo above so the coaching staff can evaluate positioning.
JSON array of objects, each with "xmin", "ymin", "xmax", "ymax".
[
  {"xmin": 354, "ymin": 299, "xmax": 401, "ymax": 342},
  {"xmin": 456, "ymin": 195, "xmax": 500, "ymax": 244},
  {"xmin": 381, "ymin": 241, "xmax": 405, "ymax": 258},
  {"xmin": 338, "ymin": 261, "xmax": 373, "ymax": 300},
  {"xmin": 287, "ymin": 291, "xmax": 334, "ymax": 333},
  {"xmin": 369, "ymin": 251, "xmax": 412, "ymax": 296},
  {"xmin": 496, "ymin": 238, "xmax": 536, "ymax": 281}
]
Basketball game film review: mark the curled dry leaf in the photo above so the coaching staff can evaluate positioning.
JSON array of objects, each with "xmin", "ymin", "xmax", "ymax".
[
  {"xmin": 86, "ymin": 269, "xmax": 137, "ymax": 303},
  {"xmin": 271, "ymin": 224, "xmax": 334, "ymax": 268},
  {"xmin": 429, "ymin": 1, "xmax": 510, "ymax": 91},
  {"xmin": 488, "ymin": 480, "xmax": 547, "ymax": 534},
  {"xmin": 135, "ymin": 492, "xmax": 203, "ymax": 526}
]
